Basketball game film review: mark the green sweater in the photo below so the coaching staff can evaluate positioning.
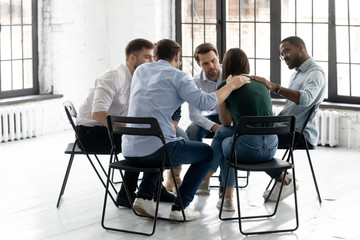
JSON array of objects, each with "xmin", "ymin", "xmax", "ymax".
[{"xmin": 217, "ymin": 79, "xmax": 273, "ymax": 125}]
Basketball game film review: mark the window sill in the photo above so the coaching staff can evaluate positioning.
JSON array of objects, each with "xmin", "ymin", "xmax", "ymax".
[
  {"xmin": 272, "ymin": 98, "xmax": 360, "ymax": 111},
  {"xmin": 0, "ymin": 94, "xmax": 63, "ymax": 106}
]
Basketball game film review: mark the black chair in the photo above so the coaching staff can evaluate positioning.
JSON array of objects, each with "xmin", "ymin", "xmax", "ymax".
[
  {"xmin": 56, "ymin": 101, "xmax": 117, "ymax": 208},
  {"xmin": 101, "ymin": 115, "xmax": 185, "ymax": 236},
  {"xmin": 219, "ymin": 115, "xmax": 299, "ymax": 235},
  {"xmin": 278, "ymin": 103, "xmax": 322, "ymax": 204}
]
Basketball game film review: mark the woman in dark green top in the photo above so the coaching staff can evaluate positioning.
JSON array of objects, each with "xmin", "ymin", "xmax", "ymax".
[{"xmin": 202, "ymin": 48, "xmax": 280, "ymax": 211}]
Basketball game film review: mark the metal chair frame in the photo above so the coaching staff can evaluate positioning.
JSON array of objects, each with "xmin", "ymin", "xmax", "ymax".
[
  {"xmin": 218, "ymin": 115, "xmax": 299, "ymax": 235},
  {"xmin": 56, "ymin": 101, "xmax": 116, "ymax": 208},
  {"xmin": 101, "ymin": 115, "xmax": 186, "ymax": 236}
]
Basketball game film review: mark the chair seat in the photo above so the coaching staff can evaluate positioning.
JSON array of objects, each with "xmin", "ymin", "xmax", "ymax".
[
  {"xmin": 230, "ymin": 158, "xmax": 292, "ymax": 172},
  {"xmin": 64, "ymin": 143, "xmax": 118, "ymax": 155},
  {"xmin": 110, "ymin": 159, "xmax": 162, "ymax": 173}
]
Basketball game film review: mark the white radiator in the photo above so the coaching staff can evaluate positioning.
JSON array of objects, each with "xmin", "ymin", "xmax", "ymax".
[
  {"xmin": 316, "ymin": 110, "xmax": 340, "ymax": 147},
  {"xmin": 0, "ymin": 105, "xmax": 39, "ymax": 142}
]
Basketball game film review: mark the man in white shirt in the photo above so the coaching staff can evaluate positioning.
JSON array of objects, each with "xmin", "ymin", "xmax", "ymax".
[{"xmin": 76, "ymin": 38, "xmax": 174, "ymax": 208}]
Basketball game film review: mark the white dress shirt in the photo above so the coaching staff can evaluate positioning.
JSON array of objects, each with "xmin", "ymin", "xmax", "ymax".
[{"xmin": 76, "ymin": 64, "xmax": 132, "ymax": 126}]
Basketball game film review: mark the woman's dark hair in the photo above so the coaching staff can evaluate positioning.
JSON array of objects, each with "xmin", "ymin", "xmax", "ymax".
[{"xmin": 222, "ymin": 48, "xmax": 250, "ymax": 80}]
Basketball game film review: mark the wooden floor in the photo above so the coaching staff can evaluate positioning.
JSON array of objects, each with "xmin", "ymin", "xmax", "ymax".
[{"xmin": 1, "ymin": 129, "xmax": 360, "ymax": 240}]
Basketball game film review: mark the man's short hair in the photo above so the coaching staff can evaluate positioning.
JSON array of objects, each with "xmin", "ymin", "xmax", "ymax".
[
  {"xmin": 154, "ymin": 39, "xmax": 181, "ymax": 61},
  {"xmin": 125, "ymin": 38, "xmax": 155, "ymax": 60},
  {"xmin": 194, "ymin": 43, "xmax": 219, "ymax": 63},
  {"xmin": 281, "ymin": 36, "xmax": 307, "ymax": 50}
]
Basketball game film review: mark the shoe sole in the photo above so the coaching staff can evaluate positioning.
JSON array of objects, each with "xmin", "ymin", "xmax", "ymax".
[
  {"xmin": 195, "ymin": 191, "xmax": 210, "ymax": 196},
  {"xmin": 133, "ymin": 204, "xmax": 161, "ymax": 218}
]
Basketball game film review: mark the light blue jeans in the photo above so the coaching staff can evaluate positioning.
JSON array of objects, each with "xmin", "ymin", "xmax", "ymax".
[
  {"xmin": 185, "ymin": 115, "xmax": 220, "ymax": 142},
  {"xmin": 210, "ymin": 125, "xmax": 279, "ymax": 188}
]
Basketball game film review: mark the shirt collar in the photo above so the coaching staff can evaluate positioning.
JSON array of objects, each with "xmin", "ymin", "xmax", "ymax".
[{"xmin": 297, "ymin": 57, "xmax": 315, "ymax": 73}]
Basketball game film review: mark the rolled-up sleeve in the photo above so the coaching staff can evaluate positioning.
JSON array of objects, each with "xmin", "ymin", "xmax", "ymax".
[{"xmin": 298, "ymin": 69, "xmax": 326, "ymax": 107}]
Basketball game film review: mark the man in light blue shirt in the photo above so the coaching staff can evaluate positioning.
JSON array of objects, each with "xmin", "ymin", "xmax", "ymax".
[
  {"xmin": 252, "ymin": 36, "xmax": 326, "ymax": 201},
  {"xmin": 186, "ymin": 43, "xmax": 223, "ymax": 141},
  {"xmin": 122, "ymin": 39, "xmax": 250, "ymax": 221}
]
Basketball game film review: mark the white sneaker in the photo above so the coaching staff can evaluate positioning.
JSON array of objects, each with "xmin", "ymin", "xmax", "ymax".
[
  {"xmin": 169, "ymin": 208, "xmax": 200, "ymax": 221},
  {"xmin": 132, "ymin": 198, "xmax": 162, "ymax": 218},
  {"xmin": 216, "ymin": 198, "xmax": 235, "ymax": 212},
  {"xmin": 263, "ymin": 172, "xmax": 299, "ymax": 202},
  {"xmin": 196, "ymin": 181, "xmax": 210, "ymax": 195}
]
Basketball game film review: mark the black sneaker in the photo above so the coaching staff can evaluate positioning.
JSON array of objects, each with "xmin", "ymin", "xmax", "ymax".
[
  {"xmin": 116, "ymin": 192, "xmax": 136, "ymax": 208},
  {"xmin": 155, "ymin": 185, "xmax": 176, "ymax": 202}
]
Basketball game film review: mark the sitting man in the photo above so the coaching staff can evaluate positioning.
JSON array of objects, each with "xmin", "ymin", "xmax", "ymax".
[
  {"xmin": 122, "ymin": 39, "xmax": 250, "ymax": 221},
  {"xmin": 252, "ymin": 36, "xmax": 326, "ymax": 201},
  {"xmin": 76, "ymin": 38, "xmax": 174, "ymax": 208}
]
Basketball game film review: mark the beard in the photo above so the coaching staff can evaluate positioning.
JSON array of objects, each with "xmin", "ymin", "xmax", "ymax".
[{"xmin": 287, "ymin": 53, "xmax": 303, "ymax": 69}]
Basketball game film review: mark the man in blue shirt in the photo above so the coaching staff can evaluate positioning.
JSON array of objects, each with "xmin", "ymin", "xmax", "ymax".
[
  {"xmin": 122, "ymin": 39, "xmax": 250, "ymax": 221},
  {"xmin": 252, "ymin": 36, "xmax": 326, "ymax": 201}
]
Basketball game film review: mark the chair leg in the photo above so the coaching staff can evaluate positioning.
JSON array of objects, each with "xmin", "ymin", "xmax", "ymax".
[
  {"xmin": 56, "ymin": 153, "xmax": 75, "ymax": 208},
  {"xmin": 168, "ymin": 167, "xmax": 186, "ymax": 222},
  {"xmin": 305, "ymin": 146, "xmax": 322, "ymax": 204}
]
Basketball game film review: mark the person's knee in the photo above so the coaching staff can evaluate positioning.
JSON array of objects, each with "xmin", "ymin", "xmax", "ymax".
[{"xmin": 186, "ymin": 124, "xmax": 201, "ymax": 141}]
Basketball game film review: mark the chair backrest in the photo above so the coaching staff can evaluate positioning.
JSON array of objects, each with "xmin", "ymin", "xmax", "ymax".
[
  {"xmin": 106, "ymin": 115, "xmax": 167, "ymax": 154},
  {"xmin": 63, "ymin": 100, "xmax": 78, "ymax": 132},
  {"xmin": 232, "ymin": 115, "xmax": 296, "ymax": 157}
]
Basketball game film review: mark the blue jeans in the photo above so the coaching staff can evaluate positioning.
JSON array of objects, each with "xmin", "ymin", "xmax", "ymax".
[
  {"xmin": 185, "ymin": 115, "xmax": 220, "ymax": 142},
  {"xmin": 210, "ymin": 125, "xmax": 279, "ymax": 188},
  {"xmin": 125, "ymin": 139, "xmax": 212, "ymax": 208}
]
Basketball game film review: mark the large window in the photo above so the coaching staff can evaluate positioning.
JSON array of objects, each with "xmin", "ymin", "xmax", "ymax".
[
  {"xmin": 176, "ymin": 0, "xmax": 360, "ymax": 104},
  {"xmin": 0, "ymin": 0, "xmax": 38, "ymax": 99}
]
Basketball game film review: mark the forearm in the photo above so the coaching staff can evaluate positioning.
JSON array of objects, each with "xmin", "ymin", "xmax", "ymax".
[
  {"xmin": 276, "ymin": 85, "xmax": 300, "ymax": 105},
  {"xmin": 218, "ymin": 102, "xmax": 232, "ymax": 126},
  {"xmin": 92, "ymin": 111, "xmax": 111, "ymax": 126}
]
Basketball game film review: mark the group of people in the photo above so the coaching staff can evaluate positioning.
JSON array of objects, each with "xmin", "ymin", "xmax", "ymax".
[{"xmin": 76, "ymin": 36, "xmax": 326, "ymax": 221}]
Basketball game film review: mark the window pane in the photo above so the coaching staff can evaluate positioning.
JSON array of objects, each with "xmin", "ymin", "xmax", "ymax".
[
  {"xmin": 23, "ymin": 26, "xmax": 33, "ymax": 59},
  {"xmin": 182, "ymin": 0, "xmax": 192, "ymax": 23},
  {"xmin": 256, "ymin": 23, "xmax": 270, "ymax": 58},
  {"xmin": 0, "ymin": 0, "xmax": 11, "ymax": 25},
  {"xmin": 11, "ymin": 0, "xmax": 22, "ymax": 25},
  {"xmin": 351, "ymin": 64, "xmax": 360, "ymax": 96},
  {"xmin": 193, "ymin": 0, "xmax": 204, "ymax": 23},
  {"xmin": 12, "ymin": 26, "xmax": 23, "ymax": 59},
  {"xmin": 297, "ymin": 24, "xmax": 313, "ymax": 55},
  {"xmin": 313, "ymin": 24, "xmax": 328, "ymax": 61},
  {"xmin": 350, "ymin": 27, "xmax": 360, "ymax": 64},
  {"xmin": 296, "ymin": 0, "xmax": 312, "ymax": 22},
  {"xmin": 226, "ymin": 0, "xmax": 239, "ymax": 21},
  {"xmin": 313, "ymin": 0, "xmax": 328, "ymax": 23},
  {"xmin": 281, "ymin": 0, "xmax": 295, "ymax": 22},
  {"xmin": 182, "ymin": 56, "xmax": 193, "ymax": 77},
  {"xmin": 23, "ymin": 0, "xmax": 32, "ymax": 24},
  {"xmin": 240, "ymin": 0, "xmax": 254, "ymax": 22},
  {"xmin": 1, "ymin": 26, "xmax": 12, "ymax": 60},
  {"xmin": 205, "ymin": 24, "xmax": 217, "ymax": 45},
  {"xmin": 256, "ymin": 0, "xmax": 270, "ymax": 22},
  {"xmin": 281, "ymin": 64, "xmax": 295, "ymax": 89},
  {"xmin": 12, "ymin": 60, "xmax": 23, "ymax": 90},
  {"xmin": 281, "ymin": 24, "xmax": 295, "ymax": 41},
  {"xmin": 240, "ymin": 23, "xmax": 254, "ymax": 58},
  {"xmin": 248, "ymin": 58, "xmax": 255, "ymax": 75},
  {"xmin": 336, "ymin": 26, "xmax": 349, "ymax": 63},
  {"xmin": 205, "ymin": 0, "xmax": 216, "ymax": 23},
  {"xmin": 1, "ymin": 61, "xmax": 12, "ymax": 90},
  {"xmin": 255, "ymin": 59, "xmax": 270, "ymax": 80},
  {"xmin": 226, "ymin": 23, "xmax": 240, "ymax": 49},
  {"xmin": 24, "ymin": 59, "xmax": 32, "ymax": 88},
  {"xmin": 349, "ymin": 0, "xmax": 360, "ymax": 25},
  {"xmin": 337, "ymin": 64, "xmax": 350, "ymax": 96},
  {"xmin": 182, "ymin": 24, "xmax": 194, "ymax": 56},
  {"xmin": 193, "ymin": 24, "xmax": 205, "ymax": 49},
  {"xmin": 335, "ymin": 0, "xmax": 348, "ymax": 25}
]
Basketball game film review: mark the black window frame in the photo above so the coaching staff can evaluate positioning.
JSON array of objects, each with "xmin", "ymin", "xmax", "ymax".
[
  {"xmin": 175, "ymin": 0, "xmax": 360, "ymax": 105},
  {"xmin": 0, "ymin": 0, "xmax": 38, "ymax": 99}
]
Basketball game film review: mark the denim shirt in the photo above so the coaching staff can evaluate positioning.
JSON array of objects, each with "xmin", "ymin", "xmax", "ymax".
[
  {"xmin": 122, "ymin": 60, "xmax": 218, "ymax": 157},
  {"xmin": 281, "ymin": 58, "xmax": 326, "ymax": 146}
]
